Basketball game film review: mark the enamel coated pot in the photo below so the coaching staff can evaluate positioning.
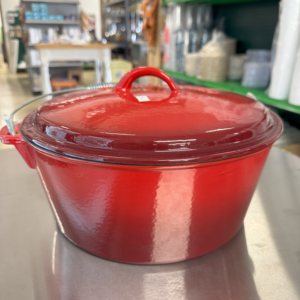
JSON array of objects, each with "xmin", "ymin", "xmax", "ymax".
[{"xmin": 0, "ymin": 67, "xmax": 283, "ymax": 264}]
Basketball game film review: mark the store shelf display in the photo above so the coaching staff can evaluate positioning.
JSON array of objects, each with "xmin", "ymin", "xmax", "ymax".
[
  {"xmin": 161, "ymin": 1, "xmax": 300, "ymax": 114},
  {"xmin": 161, "ymin": 69, "xmax": 300, "ymax": 115},
  {"xmin": 21, "ymin": 0, "xmax": 81, "ymax": 94},
  {"xmin": 24, "ymin": 2, "xmax": 78, "ymax": 22},
  {"xmin": 102, "ymin": 3, "xmax": 144, "ymax": 59},
  {"xmin": 163, "ymin": 4, "xmax": 213, "ymax": 73}
]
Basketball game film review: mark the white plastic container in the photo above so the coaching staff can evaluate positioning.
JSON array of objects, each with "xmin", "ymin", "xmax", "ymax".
[
  {"xmin": 242, "ymin": 61, "xmax": 271, "ymax": 88},
  {"xmin": 242, "ymin": 49, "xmax": 271, "ymax": 88},
  {"xmin": 185, "ymin": 53, "xmax": 200, "ymax": 77},
  {"xmin": 247, "ymin": 50, "xmax": 271, "ymax": 62},
  {"xmin": 227, "ymin": 55, "xmax": 247, "ymax": 81}
]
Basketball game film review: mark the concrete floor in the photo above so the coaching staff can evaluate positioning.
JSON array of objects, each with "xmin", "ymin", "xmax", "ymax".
[
  {"xmin": 0, "ymin": 64, "xmax": 95, "ymax": 150},
  {"xmin": 0, "ymin": 63, "xmax": 300, "ymax": 157}
]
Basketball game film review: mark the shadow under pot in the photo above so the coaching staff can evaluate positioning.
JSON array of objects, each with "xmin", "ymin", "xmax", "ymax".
[{"xmin": 42, "ymin": 227, "xmax": 259, "ymax": 300}]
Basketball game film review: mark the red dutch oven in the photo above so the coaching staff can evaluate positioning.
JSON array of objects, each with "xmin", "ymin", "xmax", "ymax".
[{"xmin": 0, "ymin": 67, "xmax": 283, "ymax": 264}]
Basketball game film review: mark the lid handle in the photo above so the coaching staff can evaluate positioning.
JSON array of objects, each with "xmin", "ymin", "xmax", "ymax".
[{"xmin": 115, "ymin": 67, "xmax": 178, "ymax": 93}]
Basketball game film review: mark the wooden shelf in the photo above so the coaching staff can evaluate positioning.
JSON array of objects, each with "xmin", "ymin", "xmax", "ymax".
[
  {"xmin": 161, "ymin": 69, "xmax": 300, "ymax": 115},
  {"xmin": 30, "ymin": 62, "xmax": 83, "ymax": 68}
]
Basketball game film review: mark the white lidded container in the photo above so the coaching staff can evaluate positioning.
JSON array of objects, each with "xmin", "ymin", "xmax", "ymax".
[
  {"xmin": 185, "ymin": 53, "xmax": 200, "ymax": 77},
  {"xmin": 242, "ymin": 50, "xmax": 271, "ymax": 88},
  {"xmin": 197, "ymin": 40, "xmax": 227, "ymax": 82},
  {"xmin": 227, "ymin": 54, "xmax": 247, "ymax": 81}
]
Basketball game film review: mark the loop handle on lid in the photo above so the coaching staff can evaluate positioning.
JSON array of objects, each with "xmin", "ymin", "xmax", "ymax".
[{"xmin": 115, "ymin": 67, "xmax": 178, "ymax": 93}]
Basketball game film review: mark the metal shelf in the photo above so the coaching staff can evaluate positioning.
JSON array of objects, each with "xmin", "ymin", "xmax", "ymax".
[
  {"xmin": 25, "ymin": 20, "xmax": 80, "ymax": 25},
  {"xmin": 161, "ymin": 69, "xmax": 300, "ymax": 115},
  {"xmin": 22, "ymin": 0, "xmax": 78, "ymax": 3},
  {"xmin": 32, "ymin": 87, "xmax": 42, "ymax": 92},
  {"xmin": 30, "ymin": 62, "xmax": 83, "ymax": 68},
  {"xmin": 21, "ymin": 0, "xmax": 80, "ymax": 95},
  {"xmin": 162, "ymin": 0, "xmax": 262, "ymax": 6}
]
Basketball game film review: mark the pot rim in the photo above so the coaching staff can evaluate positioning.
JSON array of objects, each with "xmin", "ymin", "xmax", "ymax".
[
  {"xmin": 21, "ymin": 105, "xmax": 283, "ymax": 167},
  {"xmin": 21, "ymin": 126, "xmax": 276, "ymax": 169}
]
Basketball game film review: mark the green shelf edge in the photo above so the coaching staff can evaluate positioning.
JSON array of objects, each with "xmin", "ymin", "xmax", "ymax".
[
  {"xmin": 162, "ymin": 0, "xmax": 262, "ymax": 6},
  {"xmin": 161, "ymin": 69, "xmax": 300, "ymax": 115}
]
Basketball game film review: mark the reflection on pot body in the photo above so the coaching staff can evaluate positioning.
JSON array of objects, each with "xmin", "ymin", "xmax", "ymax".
[
  {"xmin": 151, "ymin": 170, "xmax": 195, "ymax": 262},
  {"xmin": 40, "ymin": 227, "xmax": 260, "ymax": 300},
  {"xmin": 33, "ymin": 145, "xmax": 270, "ymax": 264}
]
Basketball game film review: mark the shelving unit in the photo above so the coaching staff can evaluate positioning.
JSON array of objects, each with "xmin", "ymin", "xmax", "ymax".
[
  {"xmin": 102, "ymin": 0, "xmax": 143, "ymax": 59},
  {"xmin": 161, "ymin": 69, "xmax": 300, "ymax": 115},
  {"xmin": 21, "ymin": 0, "xmax": 81, "ymax": 94},
  {"xmin": 102, "ymin": 0, "xmax": 131, "ymax": 59},
  {"xmin": 26, "ymin": 20, "xmax": 80, "ymax": 25}
]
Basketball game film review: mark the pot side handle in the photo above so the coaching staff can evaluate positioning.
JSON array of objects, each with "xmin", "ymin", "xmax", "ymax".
[
  {"xmin": 0, "ymin": 124, "xmax": 36, "ymax": 169},
  {"xmin": 1, "ymin": 83, "xmax": 117, "ymax": 169},
  {"xmin": 115, "ymin": 67, "xmax": 178, "ymax": 94}
]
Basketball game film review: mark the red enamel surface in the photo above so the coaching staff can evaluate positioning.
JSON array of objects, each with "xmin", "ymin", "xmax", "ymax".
[
  {"xmin": 32, "ymin": 145, "xmax": 271, "ymax": 264},
  {"xmin": 21, "ymin": 68, "xmax": 282, "ymax": 165},
  {"xmin": 115, "ymin": 67, "xmax": 178, "ymax": 92},
  {"xmin": 0, "ymin": 124, "xmax": 36, "ymax": 169}
]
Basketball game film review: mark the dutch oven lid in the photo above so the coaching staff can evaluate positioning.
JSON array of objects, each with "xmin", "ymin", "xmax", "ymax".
[{"xmin": 21, "ymin": 67, "xmax": 283, "ymax": 165}]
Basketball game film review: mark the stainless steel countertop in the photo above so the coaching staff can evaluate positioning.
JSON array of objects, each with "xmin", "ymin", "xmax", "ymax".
[{"xmin": 1, "ymin": 148, "xmax": 300, "ymax": 300}]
